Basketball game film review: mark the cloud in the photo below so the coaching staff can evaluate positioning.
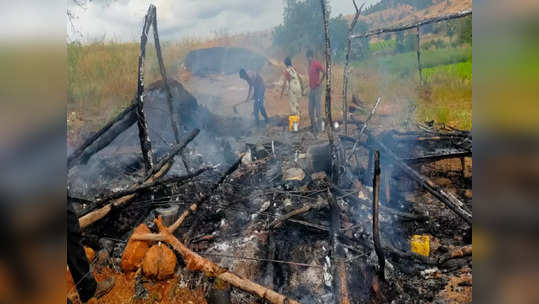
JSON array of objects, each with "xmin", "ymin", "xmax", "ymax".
[{"xmin": 67, "ymin": 0, "xmax": 380, "ymax": 43}]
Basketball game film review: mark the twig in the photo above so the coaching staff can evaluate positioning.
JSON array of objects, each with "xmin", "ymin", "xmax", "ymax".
[
  {"xmin": 346, "ymin": 96, "xmax": 382, "ymax": 162},
  {"xmin": 268, "ymin": 199, "xmax": 327, "ymax": 229},
  {"xmin": 342, "ymin": 1, "xmax": 365, "ymax": 136}
]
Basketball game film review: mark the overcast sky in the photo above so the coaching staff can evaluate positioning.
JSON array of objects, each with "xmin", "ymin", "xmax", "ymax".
[{"xmin": 67, "ymin": 0, "xmax": 380, "ymax": 42}]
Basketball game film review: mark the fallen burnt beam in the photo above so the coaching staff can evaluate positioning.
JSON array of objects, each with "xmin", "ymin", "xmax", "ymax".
[
  {"xmin": 402, "ymin": 151, "xmax": 472, "ymax": 164},
  {"xmin": 68, "ymin": 102, "xmax": 138, "ymax": 168},
  {"xmin": 368, "ymin": 132, "xmax": 472, "ymax": 224},
  {"xmin": 133, "ymin": 217, "xmax": 301, "ymax": 304}
]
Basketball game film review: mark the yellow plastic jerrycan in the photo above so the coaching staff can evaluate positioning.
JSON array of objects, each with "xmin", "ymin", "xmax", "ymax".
[
  {"xmin": 410, "ymin": 234, "xmax": 430, "ymax": 256},
  {"xmin": 289, "ymin": 115, "xmax": 300, "ymax": 132}
]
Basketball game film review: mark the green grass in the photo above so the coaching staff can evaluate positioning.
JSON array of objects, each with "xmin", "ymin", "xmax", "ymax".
[
  {"xmin": 369, "ymin": 40, "xmax": 396, "ymax": 53},
  {"xmin": 422, "ymin": 59, "xmax": 472, "ymax": 83},
  {"xmin": 354, "ymin": 46, "xmax": 471, "ymax": 77},
  {"xmin": 349, "ymin": 46, "xmax": 472, "ymax": 130}
]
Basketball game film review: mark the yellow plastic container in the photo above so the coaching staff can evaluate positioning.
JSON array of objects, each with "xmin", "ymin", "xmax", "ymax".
[
  {"xmin": 289, "ymin": 115, "xmax": 300, "ymax": 132},
  {"xmin": 410, "ymin": 234, "xmax": 430, "ymax": 256}
]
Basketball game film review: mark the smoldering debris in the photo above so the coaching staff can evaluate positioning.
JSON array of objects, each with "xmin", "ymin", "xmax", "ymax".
[{"xmin": 67, "ymin": 76, "xmax": 472, "ymax": 303}]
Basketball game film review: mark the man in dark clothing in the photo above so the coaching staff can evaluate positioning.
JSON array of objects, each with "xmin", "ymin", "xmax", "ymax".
[
  {"xmin": 239, "ymin": 68, "xmax": 269, "ymax": 126},
  {"xmin": 306, "ymin": 49, "xmax": 326, "ymax": 134},
  {"xmin": 67, "ymin": 202, "xmax": 114, "ymax": 303}
]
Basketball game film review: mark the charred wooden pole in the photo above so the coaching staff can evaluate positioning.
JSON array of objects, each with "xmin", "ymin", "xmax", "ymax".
[
  {"xmin": 135, "ymin": 7, "xmax": 155, "ymax": 172},
  {"xmin": 150, "ymin": 5, "xmax": 181, "ymax": 145},
  {"xmin": 321, "ymin": 0, "xmax": 334, "ymax": 150},
  {"xmin": 372, "ymin": 151, "xmax": 386, "ymax": 280},
  {"xmin": 416, "ymin": 26, "xmax": 423, "ymax": 85},
  {"xmin": 342, "ymin": 1, "xmax": 364, "ymax": 136},
  {"xmin": 321, "ymin": 1, "xmax": 350, "ymax": 303}
]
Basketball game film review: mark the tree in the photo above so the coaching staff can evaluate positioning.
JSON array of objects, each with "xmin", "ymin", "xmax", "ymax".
[
  {"xmin": 457, "ymin": 15, "xmax": 472, "ymax": 45},
  {"xmin": 350, "ymin": 20, "xmax": 370, "ymax": 60},
  {"xmin": 329, "ymin": 15, "xmax": 349, "ymax": 60},
  {"xmin": 273, "ymin": 0, "xmax": 349, "ymax": 59}
]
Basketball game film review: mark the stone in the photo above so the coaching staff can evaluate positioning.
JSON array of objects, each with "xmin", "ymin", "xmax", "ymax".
[
  {"xmin": 121, "ymin": 224, "xmax": 151, "ymax": 272},
  {"xmin": 142, "ymin": 243, "xmax": 177, "ymax": 280}
]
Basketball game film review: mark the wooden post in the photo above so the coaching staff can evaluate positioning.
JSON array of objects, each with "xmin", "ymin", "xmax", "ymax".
[
  {"xmin": 372, "ymin": 151, "xmax": 386, "ymax": 280},
  {"xmin": 416, "ymin": 25, "xmax": 423, "ymax": 85},
  {"xmin": 135, "ymin": 7, "xmax": 155, "ymax": 172}
]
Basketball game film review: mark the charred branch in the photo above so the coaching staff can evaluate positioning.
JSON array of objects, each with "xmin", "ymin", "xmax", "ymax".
[
  {"xmin": 342, "ymin": 1, "xmax": 365, "ymax": 136},
  {"xmin": 150, "ymin": 6, "xmax": 181, "ymax": 145},
  {"xmin": 268, "ymin": 199, "xmax": 328, "ymax": 229},
  {"xmin": 347, "ymin": 97, "xmax": 382, "ymax": 162},
  {"xmin": 91, "ymin": 166, "xmax": 212, "ymax": 206},
  {"xmin": 145, "ymin": 128, "xmax": 200, "ymax": 179}
]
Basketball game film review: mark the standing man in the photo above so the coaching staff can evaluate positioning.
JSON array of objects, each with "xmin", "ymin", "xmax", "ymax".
[
  {"xmin": 306, "ymin": 49, "xmax": 326, "ymax": 134},
  {"xmin": 239, "ymin": 68, "xmax": 269, "ymax": 127}
]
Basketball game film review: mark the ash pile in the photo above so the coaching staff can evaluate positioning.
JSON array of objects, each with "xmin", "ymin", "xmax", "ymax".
[{"xmin": 67, "ymin": 77, "xmax": 472, "ymax": 303}]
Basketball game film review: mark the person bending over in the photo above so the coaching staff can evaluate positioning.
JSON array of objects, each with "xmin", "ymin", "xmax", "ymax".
[{"xmin": 239, "ymin": 68, "xmax": 269, "ymax": 127}]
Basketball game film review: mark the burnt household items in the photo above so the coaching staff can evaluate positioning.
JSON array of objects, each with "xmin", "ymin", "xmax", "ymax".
[{"xmin": 239, "ymin": 68, "xmax": 269, "ymax": 127}]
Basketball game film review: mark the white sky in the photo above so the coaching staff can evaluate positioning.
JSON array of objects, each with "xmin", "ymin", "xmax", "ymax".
[{"xmin": 67, "ymin": 0, "xmax": 381, "ymax": 43}]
